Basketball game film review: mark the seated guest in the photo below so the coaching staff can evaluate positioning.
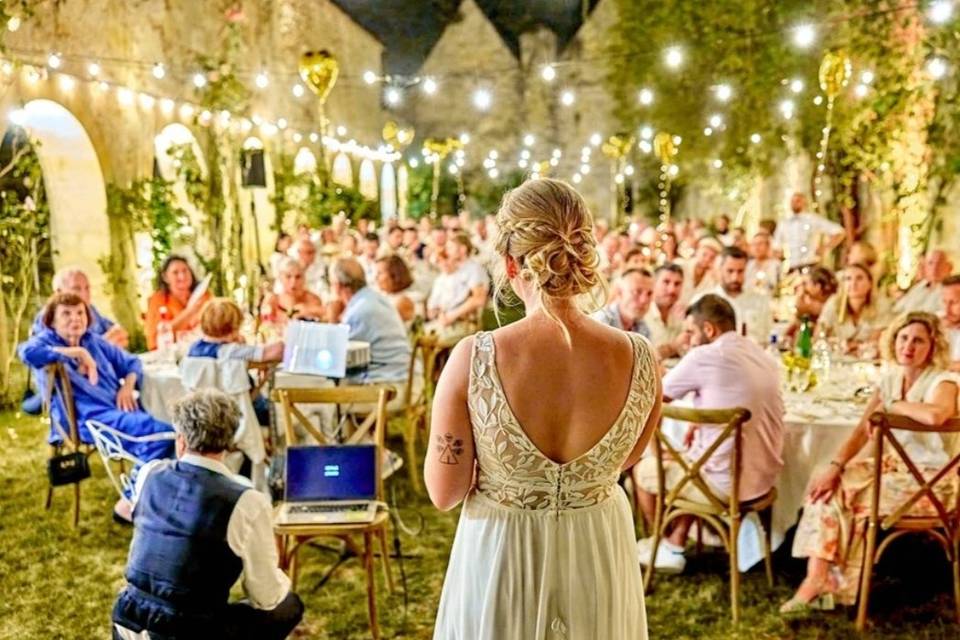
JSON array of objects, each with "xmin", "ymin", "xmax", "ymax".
[
  {"xmin": 145, "ymin": 255, "xmax": 212, "ymax": 351},
  {"xmin": 817, "ymin": 263, "xmax": 889, "ymax": 355},
  {"xmin": 111, "ymin": 390, "xmax": 303, "ymax": 639},
  {"xmin": 340, "ymin": 230, "xmax": 361, "ymax": 257},
  {"xmin": 329, "ymin": 258, "xmax": 411, "ymax": 385},
  {"xmin": 403, "ymin": 226, "xmax": 424, "ymax": 261},
  {"xmin": 845, "ymin": 239, "xmax": 878, "ymax": 272},
  {"xmin": 33, "ymin": 266, "xmax": 128, "ymax": 347},
  {"xmin": 427, "ymin": 233, "xmax": 489, "ymax": 341},
  {"xmin": 942, "ymin": 275, "xmax": 960, "ymax": 371},
  {"xmin": 384, "ymin": 225, "xmax": 405, "ymax": 257},
  {"xmin": 358, "ymin": 232, "xmax": 381, "ymax": 285},
  {"xmin": 375, "ymin": 255, "xmax": 417, "ymax": 324},
  {"xmin": 745, "ymin": 231, "xmax": 780, "ymax": 295},
  {"xmin": 591, "ymin": 268, "xmax": 653, "ymax": 338},
  {"xmin": 19, "ymin": 292, "xmax": 175, "ymax": 520},
  {"xmin": 783, "ymin": 312, "xmax": 958, "ymax": 611},
  {"xmin": 261, "ymin": 258, "xmax": 326, "ymax": 330},
  {"xmin": 795, "ymin": 265, "xmax": 838, "ymax": 323},
  {"xmin": 268, "ymin": 232, "xmax": 293, "ymax": 278},
  {"xmin": 697, "ymin": 246, "xmax": 772, "ymax": 344},
  {"xmin": 293, "ymin": 236, "xmax": 327, "ymax": 296},
  {"xmin": 894, "ymin": 249, "xmax": 952, "ymax": 314},
  {"xmin": 681, "ymin": 237, "xmax": 721, "ymax": 303},
  {"xmin": 646, "ymin": 263, "xmax": 687, "ymax": 359},
  {"xmin": 635, "ymin": 294, "xmax": 784, "ymax": 572},
  {"xmin": 657, "ymin": 230, "xmax": 679, "ymax": 264}
]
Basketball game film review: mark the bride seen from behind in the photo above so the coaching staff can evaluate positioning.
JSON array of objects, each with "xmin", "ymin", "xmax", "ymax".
[{"xmin": 425, "ymin": 178, "xmax": 662, "ymax": 640}]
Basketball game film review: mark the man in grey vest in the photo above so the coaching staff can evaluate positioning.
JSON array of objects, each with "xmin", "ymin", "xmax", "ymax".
[{"xmin": 112, "ymin": 389, "xmax": 303, "ymax": 639}]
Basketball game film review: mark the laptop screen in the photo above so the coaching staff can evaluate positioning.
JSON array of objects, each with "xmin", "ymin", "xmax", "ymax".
[{"xmin": 285, "ymin": 445, "xmax": 377, "ymax": 502}]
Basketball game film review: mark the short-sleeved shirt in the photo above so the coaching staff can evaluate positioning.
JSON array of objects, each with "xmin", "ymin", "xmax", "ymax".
[
  {"xmin": 947, "ymin": 326, "xmax": 960, "ymax": 363},
  {"xmin": 591, "ymin": 303, "xmax": 651, "ymax": 339},
  {"xmin": 893, "ymin": 282, "xmax": 943, "ymax": 315},
  {"xmin": 693, "ymin": 286, "xmax": 773, "ymax": 345},
  {"xmin": 644, "ymin": 303, "xmax": 683, "ymax": 348},
  {"xmin": 662, "ymin": 331, "xmax": 785, "ymax": 500},
  {"xmin": 876, "ymin": 367, "xmax": 959, "ymax": 467},
  {"xmin": 342, "ymin": 286, "xmax": 411, "ymax": 383},
  {"xmin": 773, "ymin": 212, "xmax": 843, "ymax": 269},
  {"xmin": 427, "ymin": 259, "xmax": 488, "ymax": 313}
]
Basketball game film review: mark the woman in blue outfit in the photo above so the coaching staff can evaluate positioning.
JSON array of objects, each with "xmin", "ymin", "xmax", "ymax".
[{"xmin": 19, "ymin": 292, "xmax": 175, "ymax": 520}]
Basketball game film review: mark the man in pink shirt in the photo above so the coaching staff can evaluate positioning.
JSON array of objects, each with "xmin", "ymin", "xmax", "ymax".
[{"xmin": 635, "ymin": 294, "xmax": 785, "ymax": 573}]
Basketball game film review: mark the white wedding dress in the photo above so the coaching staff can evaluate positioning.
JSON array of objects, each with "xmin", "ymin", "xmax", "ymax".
[{"xmin": 433, "ymin": 331, "xmax": 657, "ymax": 639}]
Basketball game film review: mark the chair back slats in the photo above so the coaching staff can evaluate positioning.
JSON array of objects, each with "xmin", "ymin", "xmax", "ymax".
[
  {"xmin": 656, "ymin": 406, "xmax": 751, "ymax": 514},
  {"xmin": 866, "ymin": 412, "xmax": 960, "ymax": 534},
  {"xmin": 46, "ymin": 363, "xmax": 81, "ymax": 449},
  {"xmin": 272, "ymin": 385, "xmax": 392, "ymax": 501}
]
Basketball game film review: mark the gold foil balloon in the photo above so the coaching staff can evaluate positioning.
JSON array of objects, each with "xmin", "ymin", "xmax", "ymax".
[
  {"xmin": 395, "ymin": 126, "xmax": 415, "ymax": 147},
  {"xmin": 383, "ymin": 121, "xmax": 415, "ymax": 149},
  {"xmin": 653, "ymin": 132, "xmax": 677, "ymax": 166},
  {"xmin": 818, "ymin": 50, "xmax": 852, "ymax": 100},
  {"xmin": 601, "ymin": 134, "xmax": 635, "ymax": 159},
  {"xmin": 423, "ymin": 137, "xmax": 461, "ymax": 158},
  {"xmin": 299, "ymin": 50, "xmax": 339, "ymax": 103}
]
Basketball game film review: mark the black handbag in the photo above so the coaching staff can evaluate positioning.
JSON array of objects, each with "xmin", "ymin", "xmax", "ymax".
[
  {"xmin": 47, "ymin": 450, "xmax": 91, "ymax": 486},
  {"xmin": 44, "ymin": 366, "xmax": 91, "ymax": 487}
]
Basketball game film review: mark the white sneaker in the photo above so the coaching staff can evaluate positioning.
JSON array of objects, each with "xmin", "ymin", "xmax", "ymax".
[{"xmin": 636, "ymin": 536, "xmax": 686, "ymax": 574}]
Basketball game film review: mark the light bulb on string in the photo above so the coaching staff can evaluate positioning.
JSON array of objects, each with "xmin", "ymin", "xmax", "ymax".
[
  {"xmin": 779, "ymin": 99, "xmax": 795, "ymax": 118},
  {"xmin": 790, "ymin": 78, "xmax": 804, "ymax": 93},
  {"xmin": 640, "ymin": 126, "xmax": 653, "ymax": 140},
  {"xmin": 363, "ymin": 70, "xmax": 378, "ymax": 85},
  {"xmin": 152, "ymin": 63, "xmax": 166, "ymax": 80},
  {"xmin": 750, "ymin": 132, "xmax": 762, "ymax": 144},
  {"xmin": 7, "ymin": 16, "xmax": 21, "ymax": 32},
  {"xmin": 87, "ymin": 62, "xmax": 101, "ymax": 77},
  {"xmin": 336, "ymin": 125, "xmax": 348, "ymax": 136},
  {"xmin": 47, "ymin": 52, "xmax": 62, "ymax": 69},
  {"xmin": 664, "ymin": 46, "xmax": 684, "ymax": 69},
  {"xmin": 422, "ymin": 76, "xmax": 438, "ymax": 95},
  {"xmin": 853, "ymin": 84, "xmax": 869, "ymax": 98},
  {"xmin": 861, "ymin": 70, "xmax": 875, "ymax": 84},
  {"xmin": 385, "ymin": 86, "xmax": 402, "ymax": 106},
  {"xmin": 523, "ymin": 133, "xmax": 535, "ymax": 147},
  {"xmin": 561, "ymin": 89, "xmax": 575, "ymax": 106},
  {"xmin": 472, "ymin": 88, "xmax": 492, "ymax": 110},
  {"xmin": 927, "ymin": 57, "xmax": 948, "ymax": 79},
  {"xmin": 255, "ymin": 71, "xmax": 269, "ymax": 89},
  {"xmin": 589, "ymin": 132, "xmax": 602, "ymax": 146},
  {"xmin": 708, "ymin": 114, "xmax": 723, "ymax": 128},
  {"xmin": 638, "ymin": 87, "xmax": 654, "ymax": 105},
  {"xmin": 713, "ymin": 159, "xmax": 723, "ymax": 169},
  {"xmin": 792, "ymin": 23, "xmax": 816, "ymax": 48},
  {"xmin": 292, "ymin": 83, "xmax": 305, "ymax": 97},
  {"xmin": 309, "ymin": 132, "xmax": 319, "ymax": 143},
  {"xmin": 541, "ymin": 65, "xmax": 556, "ymax": 82},
  {"xmin": 572, "ymin": 173, "xmax": 582, "ymax": 184},
  {"xmin": 192, "ymin": 72, "xmax": 207, "ymax": 88},
  {"xmin": 58, "ymin": 75, "xmax": 76, "ymax": 91},
  {"xmin": 929, "ymin": 1, "xmax": 953, "ymax": 24},
  {"xmin": 160, "ymin": 98, "xmax": 175, "ymax": 115},
  {"xmin": 138, "ymin": 93, "xmax": 155, "ymax": 109},
  {"xmin": 459, "ymin": 132, "xmax": 471, "ymax": 144},
  {"xmin": 714, "ymin": 83, "xmax": 732, "ymax": 102}
]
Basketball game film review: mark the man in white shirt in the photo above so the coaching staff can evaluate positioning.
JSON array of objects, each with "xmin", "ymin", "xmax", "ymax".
[
  {"xmin": 357, "ymin": 232, "xmax": 381, "ymax": 286},
  {"xmin": 745, "ymin": 231, "xmax": 780, "ymax": 295},
  {"xmin": 773, "ymin": 192, "xmax": 844, "ymax": 271},
  {"xmin": 591, "ymin": 268, "xmax": 654, "ymax": 338},
  {"xmin": 645, "ymin": 263, "xmax": 687, "ymax": 358},
  {"xmin": 112, "ymin": 390, "xmax": 302, "ymax": 639},
  {"xmin": 942, "ymin": 274, "xmax": 960, "ymax": 371},
  {"xmin": 293, "ymin": 236, "xmax": 327, "ymax": 296},
  {"xmin": 894, "ymin": 249, "xmax": 953, "ymax": 314},
  {"xmin": 697, "ymin": 246, "xmax": 772, "ymax": 344}
]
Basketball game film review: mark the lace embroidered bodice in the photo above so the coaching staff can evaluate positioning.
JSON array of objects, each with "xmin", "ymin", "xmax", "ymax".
[{"xmin": 467, "ymin": 331, "xmax": 658, "ymax": 511}]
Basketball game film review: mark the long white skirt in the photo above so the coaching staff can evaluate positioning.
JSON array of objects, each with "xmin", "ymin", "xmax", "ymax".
[{"xmin": 433, "ymin": 488, "xmax": 648, "ymax": 640}]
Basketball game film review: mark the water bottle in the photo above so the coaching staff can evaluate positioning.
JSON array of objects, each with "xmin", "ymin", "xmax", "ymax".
[
  {"xmin": 156, "ymin": 306, "xmax": 175, "ymax": 363},
  {"xmin": 796, "ymin": 316, "xmax": 813, "ymax": 359},
  {"xmin": 811, "ymin": 329, "xmax": 832, "ymax": 384}
]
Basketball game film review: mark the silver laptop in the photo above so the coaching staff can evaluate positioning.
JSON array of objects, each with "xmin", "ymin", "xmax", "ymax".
[
  {"xmin": 282, "ymin": 321, "xmax": 350, "ymax": 378},
  {"xmin": 275, "ymin": 445, "xmax": 379, "ymax": 525}
]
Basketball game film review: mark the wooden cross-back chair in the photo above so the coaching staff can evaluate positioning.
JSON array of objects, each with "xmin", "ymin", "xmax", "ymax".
[
  {"xmin": 641, "ymin": 405, "xmax": 776, "ymax": 623},
  {"xmin": 856, "ymin": 412, "xmax": 960, "ymax": 631},
  {"xmin": 247, "ymin": 360, "xmax": 277, "ymax": 454},
  {"xmin": 396, "ymin": 331, "xmax": 441, "ymax": 493},
  {"xmin": 272, "ymin": 385, "xmax": 395, "ymax": 640},
  {"xmin": 43, "ymin": 362, "xmax": 90, "ymax": 527}
]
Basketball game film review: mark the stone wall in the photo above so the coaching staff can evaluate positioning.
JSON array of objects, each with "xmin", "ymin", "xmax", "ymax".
[{"xmin": 0, "ymin": 0, "xmax": 385, "ymax": 312}]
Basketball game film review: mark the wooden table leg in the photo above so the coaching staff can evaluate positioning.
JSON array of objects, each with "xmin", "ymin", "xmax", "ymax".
[{"xmin": 377, "ymin": 526, "xmax": 394, "ymax": 594}]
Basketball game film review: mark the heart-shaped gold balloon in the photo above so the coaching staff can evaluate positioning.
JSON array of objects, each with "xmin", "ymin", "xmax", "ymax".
[
  {"xmin": 383, "ymin": 120, "xmax": 415, "ymax": 149},
  {"xmin": 299, "ymin": 50, "xmax": 339, "ymax": 103},
  {"xmin": 653, "ymin": 132, "xmax": 677, "ymax": 166},
  {"xmin": 395, "ymin": 126, "xmax": 415, "ymax": 147},
  {"xmin": 818, "ymin": 50, "xmax": 851, "ymax": 101},
  {"xmin": 423, "ymin": 137, "xmax": 462, "ymax": 158},
  {"xmin": 602, "ymin": 134, "xmax": 635, "ymax": 159}
]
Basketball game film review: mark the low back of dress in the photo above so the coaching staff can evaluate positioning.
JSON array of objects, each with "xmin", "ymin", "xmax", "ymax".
[{"xmin": 467, "ymin": 330, "xmax": 658, "ymax": 512}]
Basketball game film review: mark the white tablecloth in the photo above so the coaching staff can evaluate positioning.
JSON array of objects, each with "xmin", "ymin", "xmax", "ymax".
[{"xmin": 661, "ymin": 372, "xmax": 870, "ymax": 572}]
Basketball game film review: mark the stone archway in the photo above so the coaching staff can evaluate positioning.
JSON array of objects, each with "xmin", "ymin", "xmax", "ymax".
[{"xmin": 17, "ymin": 99, "xmax": 111, "ymax": 310}]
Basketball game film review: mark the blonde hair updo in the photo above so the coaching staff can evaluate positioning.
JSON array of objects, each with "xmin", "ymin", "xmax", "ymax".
[{"xmin": 494, "ymin": 178, "xmax": 606, "ymax": 337}]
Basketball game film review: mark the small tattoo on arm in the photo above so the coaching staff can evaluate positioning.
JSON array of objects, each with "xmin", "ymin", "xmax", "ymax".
[{"xmin": 436, "ymin": 432, "xmax": 464, "ymax": 465}]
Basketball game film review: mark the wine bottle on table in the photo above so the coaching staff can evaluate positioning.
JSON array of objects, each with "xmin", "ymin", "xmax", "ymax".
[{"xmin": 796, "ymin": 316, "xmax": 813, "ymax": 359}]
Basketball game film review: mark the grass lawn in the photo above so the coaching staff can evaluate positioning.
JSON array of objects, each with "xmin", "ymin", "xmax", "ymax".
[{"xmin": 1, "ymin": 408, "xmax": 957, "ymax": 639}]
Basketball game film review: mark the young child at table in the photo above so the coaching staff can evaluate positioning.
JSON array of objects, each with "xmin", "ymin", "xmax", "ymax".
[{"xmin": 186, "ymin": 298, "xmax": 284, "ymax": 425}]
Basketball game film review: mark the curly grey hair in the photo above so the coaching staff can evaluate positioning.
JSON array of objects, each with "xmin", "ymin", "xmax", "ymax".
[{"xmin": 171, "ymin": 389, "xmax": 240, "ymax": 453}]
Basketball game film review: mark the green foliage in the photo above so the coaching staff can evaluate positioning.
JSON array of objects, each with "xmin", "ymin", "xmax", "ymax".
[
  {"xmin": 405, "ymin": 163, "xmax": 458, "ymax": 220},
  {"xmin": 104, "ymin": 178, "xmax": 189, "ymax": 274},
  {"xmin": 190, "ymin": 15, "xmax": 251, "ymax": 113},
  {"xmin": 465, "ymin": 168, "xmax": 523, "ymax": 215},
  {"xmin": 302, "ymin": 178, "xmax": 378, "ymax": 228},
  {"xmin": 0, "ymin": 134, "xmax": 49, "ymax": 406}
]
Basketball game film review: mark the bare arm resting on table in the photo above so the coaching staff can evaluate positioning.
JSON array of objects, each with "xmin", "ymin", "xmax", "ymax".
[{"xmin": 424, "ymin": 336, "xmax": 476, "ymax": 511}]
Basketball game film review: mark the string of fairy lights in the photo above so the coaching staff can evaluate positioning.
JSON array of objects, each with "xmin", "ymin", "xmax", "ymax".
[{"xmin": 1, "ymin": 0, "xmax": 956, "ymax": 188}]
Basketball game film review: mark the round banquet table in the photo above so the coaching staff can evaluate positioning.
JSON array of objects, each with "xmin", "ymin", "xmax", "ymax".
[{"xmin": 659, "ymin": 362, "xmax": 878, "ymax": 572}]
